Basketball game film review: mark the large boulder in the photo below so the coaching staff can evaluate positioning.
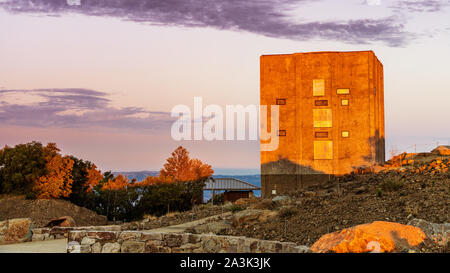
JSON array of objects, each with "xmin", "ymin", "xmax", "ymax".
[
  {"xmin": 271, "ymin": 195, "xmax": 292, "ymax": 206},
  {"xmin": 311, "ymin": 221, "xmax": 426, "ymax": 253},
  {"xmin": 431, "ymin": 145, "xmax": 450, "ymax": 155},
  {"xmin": 230, "ymin": 209, "xmax": 277, "ymax": 227},
  {"xmin": 190, "ymin": 221, "xmax": 232, "ymax": 234},
  {"xmin": 45, "ymin": 216, "xmax": 76, "ymax": 228},
  {"xmin": 407, "ymin": 219, "xmax": 449, "ymax": 246},
  {"xmin": 0, "ymin": 218, "xmax": 33, "ymax": 245}
]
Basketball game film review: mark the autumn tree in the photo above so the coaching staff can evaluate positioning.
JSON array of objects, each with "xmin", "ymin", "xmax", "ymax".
[
  {"xmin": 101, "ymin": 174, "xmax": 129, "ymax": 191},
  {"xmin": 85, "ymin": 164, "xmax": 103, "ymax": 192},
  {"xmin": 33, "ymin": 144, "xmax": 75, "ymax": 199},
  {"xmin": 159, "ymin": 146, "xmax": 213, "ymax": 182}
]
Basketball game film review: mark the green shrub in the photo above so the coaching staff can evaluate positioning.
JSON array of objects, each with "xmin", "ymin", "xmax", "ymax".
[
  {"xmin": 381, "ymin": 178, "xmax": 404, "ymax": 192},
  {"xmin": 25, "ymin": 191, "xmax": 37, "ymax": 200},
  {"xmin": 376, "ymin": 188, "xmax": 383, "ymax": 197},
  {"xmin": 230, "ymin": 204, "xmax": 244, "ymax": 213}
]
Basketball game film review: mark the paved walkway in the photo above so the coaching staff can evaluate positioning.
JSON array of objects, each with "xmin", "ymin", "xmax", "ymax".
[
  {"xmin": 0, "ymin": 239, "xmax": 68, "ymax": 253},
  {"xmin": 0, "ymin": 212, "xmax": 230, "ymax": 253}
]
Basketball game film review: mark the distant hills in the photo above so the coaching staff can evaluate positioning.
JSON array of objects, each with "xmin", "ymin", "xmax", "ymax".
[{"xmin": 112, "ymin": 171, "xmax": 158, "ymax": 182}]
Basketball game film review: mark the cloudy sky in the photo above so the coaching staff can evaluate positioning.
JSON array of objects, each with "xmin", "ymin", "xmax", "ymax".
[{"xmin": 0, "ymin": 0, "xmax": 449, "ymax": 172}]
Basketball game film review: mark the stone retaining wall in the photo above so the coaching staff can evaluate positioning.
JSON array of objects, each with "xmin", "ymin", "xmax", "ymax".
[
  {"xmin": 31, "ymin": 225, "xmax": 122, "ymax": 242},
  {"xmin": 67, "ymin": 230, "xmax": 310, "ymax": 253}
]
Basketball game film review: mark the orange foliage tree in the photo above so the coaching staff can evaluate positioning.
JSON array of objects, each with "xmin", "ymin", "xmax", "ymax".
[
  {"xmin": 85, "ymin": 164, "xmax": 103, "ymax": 192},
  {"xmin": 159, "ymin": 146, "xmax": 213, "ymax": 182},
  {"xmin": 33, "ymin": 144, "xmax": 74, "ymax": 199},
  {"xmin": 102, "ymin": 174, "xmax": 129, "ymax": 191}
]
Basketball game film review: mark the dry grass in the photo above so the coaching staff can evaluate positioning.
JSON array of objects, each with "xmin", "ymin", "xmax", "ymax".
[{"xmin": 165, "ymin": 211, "xmax": 181, "ymax": 218}]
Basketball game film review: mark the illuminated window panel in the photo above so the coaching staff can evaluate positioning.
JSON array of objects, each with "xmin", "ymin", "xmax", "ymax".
[
  {"xmin": 313, "ymin": 79, "xmax": 325, "ymax": 96},
  {"xmin": 342, "ymin": 131, "xmax": 349, "ymax": 138},
  {"xmin": 313, "ymin": 109, "xmax": 332, "ymax": 128},
  {"xmin": 337, "ymin": 88, "xmax": 350, "ymax": 94},
  {"xmin": 341, "ymin": 99, "xmax": 349, "ymax": 106},
  {"xmin": 314, "ymin": 141, "xmax": 333, "ymax": 160}
]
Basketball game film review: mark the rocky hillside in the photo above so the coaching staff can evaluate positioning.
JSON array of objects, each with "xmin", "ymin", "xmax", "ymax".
[
  {"xmin": 0, "ymin": 195, "xmax": 107, "ymax": 227},
  {"xmin": 185, "ymin": 152, "xmax": 449, "ymax": 252}
]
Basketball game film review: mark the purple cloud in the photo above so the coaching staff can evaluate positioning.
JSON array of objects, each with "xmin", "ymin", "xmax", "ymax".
[
  {"xmin": 0, "ymin": 88, "xmax": 175, "ymax": 130},
  {"xmin": 0, "ymin": 0, "xmax": 412, "ymax": 46},
  {"xmin": 390, "ymin": 0, "xmax": 450, "ymax": 12}
]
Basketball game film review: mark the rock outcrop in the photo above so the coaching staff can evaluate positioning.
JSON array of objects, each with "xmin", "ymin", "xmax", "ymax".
[
  {"xmin": 45, "ymin": 216, "xmax": 76, "ymax": 228},
  {"xmin": 230, "ymin": 209, "xmax": 277, "ymax": 227},
  {"xmin": 310, "ymin": 221, "xmax": 426, "ymax": 253},
  {"xmin": 408, "ymin": 218, "xmax": 449, "ymax": 246},
  {"xmin": 0, "ymin": 218, "xmax": 33, "ymax": 245},
  {"xmin": 431, "ymin": 145, "xmax": 450, "ymax": 156}
]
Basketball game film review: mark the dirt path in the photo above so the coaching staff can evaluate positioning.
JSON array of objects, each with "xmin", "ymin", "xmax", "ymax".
[
  {"xmin": 0, "ymin": 239, "xmax": 68, "ymax": 253},
  {"xmin": 147, "ymin": 212, "xmax": 231, "ymax": 233}
]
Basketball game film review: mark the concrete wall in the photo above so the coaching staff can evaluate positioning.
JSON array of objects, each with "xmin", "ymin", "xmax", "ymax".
[
  {"xmin": 260, "ymin": 51, "xmax": 385, "ymax": 197},
  {"xmin": 67, "ymin": 230, "xmax": 310, "ymax": 253}
]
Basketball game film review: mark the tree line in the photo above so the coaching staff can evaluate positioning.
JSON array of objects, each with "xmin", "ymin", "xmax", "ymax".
[{"xmin": 0, "ymin": 142, "xmax": 213, "ymax": 221}]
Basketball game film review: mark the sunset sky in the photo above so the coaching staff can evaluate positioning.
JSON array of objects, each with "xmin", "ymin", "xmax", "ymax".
[{"xmin": 1, "ymin": 0, "xmax": 449, "ymax": 172}]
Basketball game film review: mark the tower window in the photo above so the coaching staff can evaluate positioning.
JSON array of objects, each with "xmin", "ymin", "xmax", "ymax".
[
  {"xmin": 315, "ymin": 100, "xmax": 328, "ymax": 106},
  {"xmin": 342, "ymin": 131, "xmax": 349, "ymax": 138},
  {"xmin": 313, "ymin": 109, "xmax": 332, "ymax": 128},
  {"xmin": 313, "ymin": 79, "xmax": 325, "ymax": 96},
  {"xmin": 315, "ymin": 131, "xmax": 329, "ymax": 138},
  {"xmin": 337, "ymin": 88, "xmax": 350, "ymax": 95},
  {"xmin": 277, "ymin": 130, "xmax": 286, "ymax": 136},
  {"xmin": 341, "ymin": 99, "xmax": 349, "ymax": 106},
  {"xmin": 276, "ymin": 98, "xmax": 286, "ymax": 105},
  {"xmin": 314, "ymin": 141, "xmax": 333, "ymax": 159}
]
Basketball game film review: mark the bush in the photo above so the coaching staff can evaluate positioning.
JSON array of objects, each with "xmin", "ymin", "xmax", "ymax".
[
  {"xmin": 376, "ymin": 188, "xmax": 383, "ymax": 197},
  {"xmin": 230, "ymin": 204, "xmax": 244, "ymax": 213},
  {"xmin": 25, "ymin": 191, "xmax": 37, "ymax": 200},
  {"xmin": 381, "ymin": 178, "xmax": 404, "ymax": 192},
  {"xmin": 278, "ymin": 206, "xmax": 297, "ymax": 218}
]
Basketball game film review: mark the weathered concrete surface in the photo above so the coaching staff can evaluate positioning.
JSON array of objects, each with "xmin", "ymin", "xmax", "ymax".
[
  {"xmin": 260, "ymin": 51, "xmax": 385, "ymax": 197},
  {"xmin": 0, "ymin": 238, "xmax": 67, "ymax": 253}
]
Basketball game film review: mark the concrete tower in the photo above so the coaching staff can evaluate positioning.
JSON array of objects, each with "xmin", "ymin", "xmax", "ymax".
[{"xmin": 260, "ymin": 51, "xmax": 385, "ymax": 197}]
